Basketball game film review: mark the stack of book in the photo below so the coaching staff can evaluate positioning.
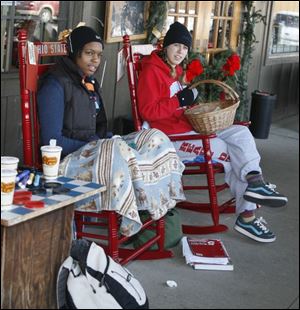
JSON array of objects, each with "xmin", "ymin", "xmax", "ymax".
[{"xmin": 182, "ymin": 236, "xmax": 234, "ymax": 271}]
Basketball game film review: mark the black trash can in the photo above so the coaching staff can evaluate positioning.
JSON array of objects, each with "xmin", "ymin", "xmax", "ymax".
[{"xmin": 249, "ymin": 91, "xmax": 276, "ymax": 139}]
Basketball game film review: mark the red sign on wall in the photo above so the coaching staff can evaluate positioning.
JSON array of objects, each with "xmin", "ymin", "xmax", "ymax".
[{"xmin": 35, "ymin": 42, "xmax": 67, "ymax": 56}]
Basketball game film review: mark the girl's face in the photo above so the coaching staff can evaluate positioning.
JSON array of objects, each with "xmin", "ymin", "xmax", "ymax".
[
  {"xmin": 76, "ymin": 42, "xmax": 103, "ymax": 76},
  {"xmin": 166, "ymin": 43, "xmax": 189, "ymax": 67}
]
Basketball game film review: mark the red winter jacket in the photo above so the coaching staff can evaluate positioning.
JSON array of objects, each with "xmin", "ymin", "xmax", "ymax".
[{"xmin": 137, "ymin": 51, "xmax": 193, "ymax": 134}]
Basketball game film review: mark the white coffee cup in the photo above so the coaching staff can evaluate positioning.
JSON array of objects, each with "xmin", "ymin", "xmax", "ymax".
[
  {"xmin": 40, "ymin": 145, "xmax": 62, "ymax": 180},
  {"xmin": 1, "ymin": 169, "xmax": 17, "ymax": 209},
  {"xmin": 1, "ymin": 156, "xmax": 19, "ymax": 171}
]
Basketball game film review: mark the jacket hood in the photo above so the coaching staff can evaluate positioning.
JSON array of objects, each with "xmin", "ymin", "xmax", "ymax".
[
  {"xmin": 52, "ymin": 57, "xmax": 100, "ymax": 90},
  {"xmin": 55, "ymin": 57, "xmax": 85, "ymax": 85},
  {"xmin": 38, "ymin": 56, "xmax": 100, "ymax": 95}
]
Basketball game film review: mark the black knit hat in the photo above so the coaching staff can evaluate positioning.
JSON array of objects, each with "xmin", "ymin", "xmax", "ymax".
[
  {"xmin": 67, "ymin": 26, "xmax": 103, "ymax": 56},
  {"xmin": 163, "ymin": 22, "xmax": 192, "ymax": 50}
]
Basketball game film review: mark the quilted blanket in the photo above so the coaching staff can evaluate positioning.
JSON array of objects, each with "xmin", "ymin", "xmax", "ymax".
[{"xmin": 59, "ymin": 129, "xmax": 186, "ymax": 236}]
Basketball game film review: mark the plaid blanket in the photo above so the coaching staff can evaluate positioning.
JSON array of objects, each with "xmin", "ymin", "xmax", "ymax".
[{"xmin": 59, "ymin": 129, "xmax": 186, "ymax": 236}]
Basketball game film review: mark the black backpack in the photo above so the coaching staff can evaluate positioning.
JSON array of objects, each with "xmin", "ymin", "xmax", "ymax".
[{"xmin": 57, "ymin": 239, "xmax": 149, "ymax": 309}]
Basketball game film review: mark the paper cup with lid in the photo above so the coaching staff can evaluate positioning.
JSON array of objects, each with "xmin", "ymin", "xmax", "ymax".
[
  {"xmin": 1, "ymin": 156, "xmax": 19, "ymax": 171},
  {"xmin": 1, "ymin": 169, "xmax": 17, "ymax": 209},
  {"xmin": 40, "ymin": 140, "xmax": 62, "ymax": 180}
]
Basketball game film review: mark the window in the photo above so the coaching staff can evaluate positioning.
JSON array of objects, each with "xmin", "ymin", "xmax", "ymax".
[
  {"xmin": 167, "ymin": 1, "xmax": 241, "ymax": 54},
  {"xmin": 1, "ymin": 1, "xmax": 67, "ymax": 72},
  {"xmin": 209, "ymin": 1, "xmax": 241, "ymax": 53},
  {"xmin": 266, "ymin": 1, "xmax": 299, "ymax": 64}
]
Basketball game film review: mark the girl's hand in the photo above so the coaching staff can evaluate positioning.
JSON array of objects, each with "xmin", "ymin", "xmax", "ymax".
[{"xmin": 176, "ymin": 87, "xmax": 198, "ymax": 107}]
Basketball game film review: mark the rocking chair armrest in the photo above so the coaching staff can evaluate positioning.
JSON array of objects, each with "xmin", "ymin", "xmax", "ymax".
[
  {"xmin": 168, "ymin": 133, "xmax": 217, "ymax": 142},
  {"xmin": 233, "ymin": 120, "xmax": 251, "ymax": 127},
  {"xmin": 168, "ymin": 122, "xmax": 250, "ymax": 142}
]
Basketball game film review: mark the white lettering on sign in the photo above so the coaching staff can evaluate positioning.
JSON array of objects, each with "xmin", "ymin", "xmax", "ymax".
[
  {"xmin": 36, "ymin": 44, "xmax": 48, "ymax": 55},
  {"xmin": 36, "ymin": 42, "xmax": 67, "ymax": 56}
]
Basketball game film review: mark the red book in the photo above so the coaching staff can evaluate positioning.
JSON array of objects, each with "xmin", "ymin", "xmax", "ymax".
[{"xmin": 186, "ymin": 238, "xmax": 230, "ymax": 264}]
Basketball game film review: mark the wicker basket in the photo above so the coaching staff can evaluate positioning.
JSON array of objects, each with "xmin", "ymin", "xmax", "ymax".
[{"xmin": 184, "ymin": 79, "xmax": 240, "ymax": 134}]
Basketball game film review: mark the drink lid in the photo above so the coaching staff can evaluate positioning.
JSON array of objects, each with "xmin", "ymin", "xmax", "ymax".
[
  {"xmin": 40, "ymin": 145, "xmax": 62, "ymax": 152},
  {"xmin": 44, "ymin": 182, "xmax": 62, "ymax": 189},
  {"xmin": 1, "ymin": 156, "xmax": 19, "ymax": 164}
]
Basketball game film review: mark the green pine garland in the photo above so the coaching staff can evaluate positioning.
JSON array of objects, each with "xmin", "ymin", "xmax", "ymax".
[
  {"xmin": 235, "ymin": 1, "xmax": 266, "ymax": 121},
  {"xmin": 188, "ymin": 49, "xmax": 238, "ymax": 103},
  {"xmin": 146, "ymin": 1, "xmax": 168, "ymax": 44}
]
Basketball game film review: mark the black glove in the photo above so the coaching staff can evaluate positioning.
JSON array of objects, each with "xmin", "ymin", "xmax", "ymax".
[{"xmin": 176, "ymin": 87, "xmax": 198, "ymax": 107}]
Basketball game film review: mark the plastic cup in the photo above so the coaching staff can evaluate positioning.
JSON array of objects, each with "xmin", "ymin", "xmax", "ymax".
[
  {"xmin": 1, "ymin": 169, "xmax": 17, "ymax": 210},
  {"xmin": 40, "ymin": 145, "xmax": 62, "ymax": 180},
  {"xmin": 1, "ymin": 156, "xmax": 19, "ymax": 171}
]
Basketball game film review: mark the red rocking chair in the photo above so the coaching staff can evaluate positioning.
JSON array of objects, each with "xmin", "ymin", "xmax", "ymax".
[
  {"xmin": 123, "ymin": 35, "xmax": 238, "ymax": 235},
  {"xmin": 17, "ymin": 29, "xmax": 173, "ymax": 265}
]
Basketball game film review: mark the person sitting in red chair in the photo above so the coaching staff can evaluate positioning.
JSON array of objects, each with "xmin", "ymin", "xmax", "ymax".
[
  {"xmin": 38, "ymin": 26, "xmax": 107, "ymax": 157},
  {"xmin": 137, "ymin": 21, "xmax": 288, "ymax": 243},
  {"xmin": 37, "ymin": 26, "xmax": 186, "ymax": 237}
]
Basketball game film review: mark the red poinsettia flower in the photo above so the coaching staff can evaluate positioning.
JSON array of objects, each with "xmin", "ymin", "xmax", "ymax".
[
  {"xmin": 185, "ymin": 59, "xmax": 204, "ymax": 83},
  {"xmin": 222, "ymin": 54, "xmax": 241, "ymax": 76}
]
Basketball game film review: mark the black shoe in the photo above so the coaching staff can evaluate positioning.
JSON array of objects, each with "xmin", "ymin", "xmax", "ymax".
[{"xmin": 244, "ymin": 183, "xmax": 288, "ymax": 207}]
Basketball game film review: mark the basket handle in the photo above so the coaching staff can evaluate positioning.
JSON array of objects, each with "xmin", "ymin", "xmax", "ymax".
[{"xmin": 189, "ymin": 79, "xmax": 239, "ymax": 103}]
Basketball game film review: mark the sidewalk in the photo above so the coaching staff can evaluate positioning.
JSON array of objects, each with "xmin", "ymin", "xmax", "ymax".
[{"xmin": 128, "ymin": 115, "xmax": 299, "ymax": 309}]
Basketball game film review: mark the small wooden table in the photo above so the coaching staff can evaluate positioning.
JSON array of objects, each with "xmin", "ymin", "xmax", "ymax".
[{"xmin": 1, "ymin": 177, "xmax": 105, "ymax": 309}]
